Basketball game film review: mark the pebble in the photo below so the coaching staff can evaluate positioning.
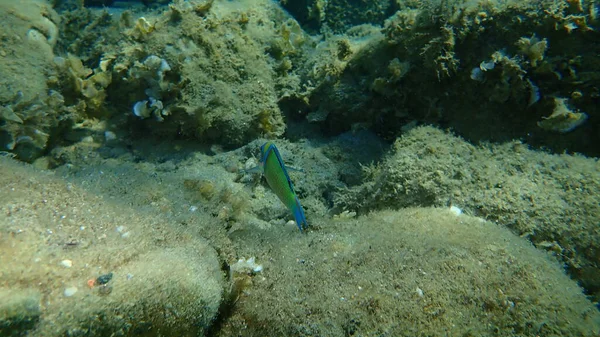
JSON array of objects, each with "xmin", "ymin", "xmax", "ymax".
[
  {"xmin": 96, "ymin": 272, "xmax": 113, "ymax": 285},
  {"xmin": 60, "ymin": 259, "xmax": 73, "ymax": 268},
  {"xmin": 64, "ymin": 286, "xmax": 78, "ymax": 297},
  {"xmin": 81, "ymin": 136, "xmax": 94, "ymax": 143},
  {"xmin": 449, "ymin": 205, "xmax": 462, "ymax": 216}
]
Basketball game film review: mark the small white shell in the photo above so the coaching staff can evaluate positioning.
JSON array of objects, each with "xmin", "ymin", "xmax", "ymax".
[
  {"xmin": 133, "ymin": 100, "xmax": 150, "ymax": 118},
  {"xmin": 64, "ymin": 286, "xmax": 78, "ymax": 297},
  {"xmin": 479, "ymin": 60, "xmax": 495, "ymax": 71},
  {"xmin": 60, "ymin": 259, "xmax": 73, "ymax": 268},
  {"xmin": 449, "ymin": 205, "xmax": 462, "ymax": 216},
  {"xmin": 470, "ymin": 67, "xmax": 485, "ymax": 82}
]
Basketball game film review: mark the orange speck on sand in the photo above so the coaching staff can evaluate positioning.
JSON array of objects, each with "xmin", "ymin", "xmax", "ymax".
[{"xmin": 87, "ymin": 278, "xmax": 96, "ymax": 288}]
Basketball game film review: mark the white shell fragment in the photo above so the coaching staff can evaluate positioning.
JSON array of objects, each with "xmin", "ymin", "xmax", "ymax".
[
  {"xmin": 230, "ymin": 257, "xmax": 263, "ymax": 274},
  {"xmin": 116, "ymin": 225, "xmax": 131, "ymax": 238}
]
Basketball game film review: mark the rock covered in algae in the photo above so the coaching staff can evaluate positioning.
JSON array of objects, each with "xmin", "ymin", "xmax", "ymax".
[
  {"xmin": 277, "ymin": 0, "xmax": 599, "ymax": 154},
  {"xmin": 334, "ymin": 126, "xmax": 600, "ymax": 304},
  {"xmin": 0, "ymin": 0, "xmax": 65, "ymax": 161},
  {"xmin": 0, "ymin": 157, "xmax": 224, "ymax": 336},
  {"xmin": 54, "ymin": 0, "xmax": 286, "ymax": 148},
  {"xmin": 217, "ymin": 207, "xmax": 600, "ymax": 336},
  {"xmin": 0, "ymin": 288, "xmax": 42, "ymax": 337}
]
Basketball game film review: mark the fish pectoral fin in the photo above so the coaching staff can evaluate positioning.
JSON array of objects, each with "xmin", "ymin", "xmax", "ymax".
[
  {"xmin": 244, "ymin": 165, "xmax": 263, "ymax": 174},
  {"xmin": 285, "ymin": 165, "xmax": 304, "ymax": 173}
]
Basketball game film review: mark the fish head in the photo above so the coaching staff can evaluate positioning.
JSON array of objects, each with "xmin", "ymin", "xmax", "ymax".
[{"xmin": 259, "ymin": 141, "xmax": 275, "ymax": 164}]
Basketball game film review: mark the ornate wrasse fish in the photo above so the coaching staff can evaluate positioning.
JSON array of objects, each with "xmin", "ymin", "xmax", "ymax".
[{"xmin": 252, "ymin": 142, "xmax": 308, "ymax": 232}]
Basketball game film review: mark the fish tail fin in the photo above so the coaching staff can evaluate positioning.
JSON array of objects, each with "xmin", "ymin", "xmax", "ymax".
[{"xmin": 292, "ymin": 195, "xmax": 308, "ymax": 232}]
